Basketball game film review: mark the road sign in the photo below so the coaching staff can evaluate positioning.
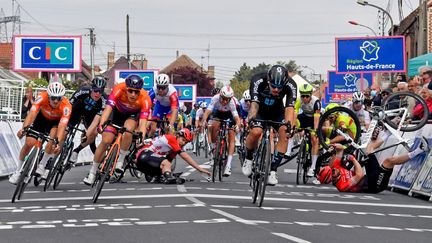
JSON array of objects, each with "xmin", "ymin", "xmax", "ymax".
[
  {"xmin": 114, "ymin": 69, "xmax": 158, "ymax": 90},
  {"xmin": 336, "ymin": 36, "xmax": 406, "ymax": 73},
  {"xmin": 327, "ymin": 71, "xmax": 373, "ymax": 94},
  {"xmin": 174, "ymin": 84, "xmax": 197, "ymax": 102},
  {"xmin": 13, "ymin": 35, "xmax": 82, "ymax": 72}
]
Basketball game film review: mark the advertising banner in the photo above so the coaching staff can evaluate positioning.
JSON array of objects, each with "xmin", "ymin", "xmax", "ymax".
[
  {"xmin": 327, "ymin": 71, "xmax": 373, "ymax": 93},
  {"xmin": 114, "ymin": 69, "xmax": 158, "ymax": 91},
  {"xmin": 174, "ymin": 84, "xmax": 197, "ymax": 102},
  {"xmin": 323, "ymin": 87, "xmax": 351, "ymax": 105},
  {"xmin": 13, "ymin": 35, "xmax": 82, "ymax": 72},
  {"xmin": 196, "ymin": 96, "xmax": 212, "ymax": 106},
  {"xmin": 336, "ymin": 36, "xmax": 406, "ymax": 73}
]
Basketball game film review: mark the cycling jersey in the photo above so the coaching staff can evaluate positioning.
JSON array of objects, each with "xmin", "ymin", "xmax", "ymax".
[
  {"xmin": 336, "ymin": 114, "xmax": 358, "ymax": 138},
  {"xmin": 207, "ymin": 94, "xmax": 239, "ymax": 118},
  {"xmin": 333, "ymin": 158, "xmax": 364, "ymax": 192},
  {"xmin": 69, "ymin": 87, "xmax": 107, "ymax": 127},
  {"xmin": 343, "ymin": 102, "xmax": 370, "ymax": 126},
  {"xmin": 148, "ymin": 84, "xmax": 179, "ymax": 120},
  {"xmin": 137, "ymin": 134, "xmax": 182, "ymax": 161},
  {"xmin": 239, "ymin": 98, "xmax": 250, "ymax": 119},
  {"xmin": 294, "ymin": 95, "xmax": 321, "ymax": 117},
  {"xmin": 250, "ymin": 72, "xmax": 297, "ymax": 114},
  {"xmin": 31, "ymin": 91, "xmax": 72, "ymax": 125},
  {"xmin": 107, "ymin": 82, "xmax": 151, "ymax": 119}
]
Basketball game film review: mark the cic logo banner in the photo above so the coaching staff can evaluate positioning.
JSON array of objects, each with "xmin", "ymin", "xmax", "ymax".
[
  {"xmin": 174, "ymin": 84, "xmax": 197, "ymax": 102},
  {"xmin": 13, "ymin": 35, "xmax": 82, "ymax": 72}
]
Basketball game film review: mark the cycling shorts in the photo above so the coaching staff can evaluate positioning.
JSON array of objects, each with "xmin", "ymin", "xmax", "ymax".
[
  {"xmin": 135, "ymin": 150, "xmax": 166, "ymax": 176},
  {"xmin": 152, "ymin": 104, "xmax": 173, "ymax": 120},
  {"xmin": 211, "ymin": 111, "xmax": 235, "ymax": 128},
  {"xmin": 27, "ymin": 112, "xmax": 58, "ymax": 140},
  {"xmin": 363, "ymin": 154, "xmax": 393, "ymax": 193},
  {"xmin": 250, "ymin": 112, "xmax": 284, "ymax": 130},
  {"xmin": 68, "ymin": 111, "xmax": 98, "ymax": 129},
  {"xmin": 297, "ymin": 113, "xmax": 314, "ymax": 129}
]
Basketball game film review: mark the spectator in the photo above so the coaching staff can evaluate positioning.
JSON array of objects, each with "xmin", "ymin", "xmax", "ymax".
[
  {"xmin": 422, "ymin": 70, "xmax": 432, "ymax": 86},
  {"xmin": 21, "ymin": 86, "xmax": 34, "ymax": 120},
  {"xmin": 396, "ymin": 73, "xmax": 407, "ymax": 82},
  {"xmin": 370, "ymin": 84, "xmax": 382, "ymax": 107},
  {"xmin": 397, "ymin": 82, "xmax": 408, "ymax": 91},
  {"xmin": 408, "ymin": 77, "xmax": 420, "ymax": 94},
  {"xmin": 413, "ymin": 85, "xmax": 432, "ymax": 120},
  {"xmin": 363, "ymin": 87, "xmax": 373, "ymax": 110}
]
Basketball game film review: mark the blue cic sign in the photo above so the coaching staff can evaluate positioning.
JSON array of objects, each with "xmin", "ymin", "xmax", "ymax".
[
  {"xmin": 13, "ymin": 35, "xmax": 82, "ymax": 72},
  {"xmin": 336, "ymin": 36, "xmax": 406, "ymax": 73},
  {"xmin": 115, "ymin": 69, "xmax": 158, "ymax": 90},
  {"xmin": 328, "ymin": 71, "xmax": 373, "ymax": 94},
  {"xmin": 174, "ymin": 84, "xmax": 197, "ymax": 102}
]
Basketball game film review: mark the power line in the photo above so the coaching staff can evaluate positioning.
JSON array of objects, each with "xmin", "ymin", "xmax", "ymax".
[{"xmin": 14, "ymin": 0, "xmax": 58, "ymax": 34}]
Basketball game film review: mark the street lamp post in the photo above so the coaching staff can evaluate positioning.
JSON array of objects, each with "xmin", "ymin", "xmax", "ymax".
[
  {"xmin": 357, "ymin": 0, "xmax": 394, "ymax": 36},
  {"xmin": 348, "ymin": 20, "xmax": 378, "ymax": 36}
]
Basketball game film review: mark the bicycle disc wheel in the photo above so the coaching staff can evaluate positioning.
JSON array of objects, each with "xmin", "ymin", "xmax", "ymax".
[
  {"xmin": 302, "ymin": 148, "xmax": 311, "ymax": 184},
  {"xmin": 317, "ymin": 106, "xmax": 361, "ymax": 150},
  {"xmin": 383, "ymin": 91, "xmax": 429, "ymax": 132},
  {"xmin": 296, "ymin": 139, "xmax": 306, "ymax": 185},
  {"xmin": 218, "ymin": 141, "xmax": 226, "ymax": 182},
  {"xmin": 44, "ymin": 155, "xmax": 62, "ymax": 191},
  {"xmin": 258, "ymin": 139, "xmax": 271, "ymax": 207},
  {"xmin": 93, "ymin": 144, "xmax": 118, "ymax": 203},
  {"xmin": 12, "ymin": 148, "xmax": 38, "ymax": 203},
  {"xmin": 251, "ymin": 151, "xmax": 261, "ymax": 204}
]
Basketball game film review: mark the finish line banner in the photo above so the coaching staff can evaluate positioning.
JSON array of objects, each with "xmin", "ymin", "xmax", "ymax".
[{"xmin": 335, "ymin": 36, "xmax": 406, "ymax": 74}]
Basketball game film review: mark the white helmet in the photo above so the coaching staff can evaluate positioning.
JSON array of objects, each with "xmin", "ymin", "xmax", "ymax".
[
  {"xmin": 156, "ymin": 74, "xmax": 170, "ymax": 86},
  {"xmin": 47, "ymin": 82, "xmax": 66, "ymax": 97},
  {"xmin": 200, "ymin": 102, "xmax": 207, "ymax": 108},
  {"xmin": 220, "ymin": 86, "xmax": 234, "ymax": 99},
  {"xmin": 242, "ymin": 90, "xmax": 251, "ymax": 101},
  {"xmin": 352, "ymin": 91, "xmax": 365, "ymax": 103}
]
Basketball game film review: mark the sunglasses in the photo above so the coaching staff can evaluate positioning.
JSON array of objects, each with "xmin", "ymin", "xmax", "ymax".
[
  {"xmin": 221, "ymin": 96, "xmax": 231, "ymax": 102},
  {"xmin": 270, "ymin": 84, "xmax": 283, "ymax": 90},
  {"xmin": 49, "ymin": 96, "xmax": 62, "ymax": 101},
  {"xmin": 157, "ymin": 85, "xmax": 168, "ymax": 90},
  {"xmin": 301, "ymin": 95, "xmax": 311, "ymax": 98},
  {"xmin": 92, "ymin": 88, "xmax": 104, "ymax": 93},
  {"xmin": 127, "ymin": 89, "xmax": 140, "ymax": 94}
]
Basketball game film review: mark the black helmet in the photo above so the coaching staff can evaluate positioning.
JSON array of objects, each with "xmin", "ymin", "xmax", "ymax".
[
  {"xmin": 211, "ymin": 87, "xmax": 221, "ymax": 95},
  {"xmin": 267, "ymin": 65, "xmax": 288, "ymax": 88},
  {"xmin": 92, "ymin": 76, "xmax": 107, "ymax": 89},
  {"xmin": 125, "ymin": 74, "xmax": 144, "ymax": 89}
]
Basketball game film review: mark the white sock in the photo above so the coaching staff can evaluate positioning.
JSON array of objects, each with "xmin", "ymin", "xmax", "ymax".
[
  {"xmin": 117, "ymin": 149, "xmax": 127, "ymax": 164},
  {"xmin": 311, "ymin": 155, "xmax": 318, "ymax": 170},
  {"xmin": 408, "ymin": 148, "xmax": 424, "ymax": 159},
  {"xmin": 287, "ymin": 140, "xmax": 293, "ymax": 154},
  {"xmin": 90, "ymin": 161, "xmax": 99, "ymax": 174},
  {"xmin": 40, "ymin": 153, "xmax": 54, "ymax": 167},
  {"xmin": 227, "ymin": 155, "xmax": 233, "ymax": 168}
]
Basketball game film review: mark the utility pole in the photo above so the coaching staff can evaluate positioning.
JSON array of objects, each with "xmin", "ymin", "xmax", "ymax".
[
  {"xmin": 126, "ymin": 14, "xmax": 131, "ymax": 69},
  {"xmin": 87, "ymin": 27, "xmax": 95, "ymax": 79},
  {"xmin": 417, "ymin": 0, "xmax": 428, "ymax": 55}
]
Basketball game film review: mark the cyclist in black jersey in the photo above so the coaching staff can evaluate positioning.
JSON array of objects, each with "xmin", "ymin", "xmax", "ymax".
[
  {"xmin": 68, "ymin": 76, "xmax": 107, "ymax": 163},
  {"xmin": 242, "ymin": 65, "xmax": 297, "ymax": 185}
]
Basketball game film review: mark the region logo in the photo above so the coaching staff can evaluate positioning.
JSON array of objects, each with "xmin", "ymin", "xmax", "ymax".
[
  {"xmin": 343, "ymin": 74, "xmax": 357, "ymax": 87},
  {"xmin": 22, "ymin": 39, "xmax": 74, "ymax": 68},
  {"xmin": 359, "ymin": 41, "xmax": 380, "ymax": 62}
]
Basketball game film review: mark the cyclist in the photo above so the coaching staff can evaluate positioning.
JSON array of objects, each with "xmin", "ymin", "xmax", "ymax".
[
  {"xmin": 242, "ymin": 65, "xmax": 297, "ymax": 186},
  {"xmin": 189, "ymin": 102, "xmax": 200, "ymax": 130},
  {"xmin": 9, "ymin": 82, "xmax": 72, "ymax": 184},
  {"xmin": 322, "ymin": 140, "xmax": 429, "ymax": 193},
  {"xmin": 344, "ymin": 91, "xmax": 370, "ymax": 129},
  {"xmin": 135, "ymin": 128, "xmax": 211, "ymax": 183},
  {"xmin": 201, "ymin": 86, "xmax": 241, "ymax": 177},
  {"xmin": 68, "ymin": 76, "xmax": 108, "ymax": 163},
  {"xmin": 321, "ymin": 103, "xmax": 358, "ymax": 145},
  {"xmin": 148, "ymin": 74, "xmax": 179, "ymax": 136},
  {"xmin": 294, "ymin": 83, "xmax": 321, "ymax": 182},
  {"xmin": 83, "ymin": 74, "xmax": 152, "ymax": 185},
  {"xmin": 239, "ymin": 90, "xmax": 251, "ymax": 120}
]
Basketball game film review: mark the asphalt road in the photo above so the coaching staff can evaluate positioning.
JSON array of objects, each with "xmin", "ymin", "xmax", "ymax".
[{"xmin": 1, "ymin": 151, "xmax": 432, "ymax": 243}]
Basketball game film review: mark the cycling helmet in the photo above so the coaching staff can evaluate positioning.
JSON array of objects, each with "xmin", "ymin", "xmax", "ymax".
[
  {"xmin": 211, "ymin": 87, "xmax": 221, "ymax": 95},
  {"xmin": 268, "ymin": 65, "xmax": 288, "ymax": 88},
  {"xmin": 92, "ymin": 76, "xmax": 107, "ymax": 89},
  {"xmin": 318, "ymin": 166, "xmax": 332, "ymax": 184},
  {"xmin": 299, "ymin": 83, "xmax": 313, "ymax": 95},
  {"xmin": 200, "ymin": 102, "xmax": 207, "ymax": 109},
  {"xmin": 242, "ymin": 90, "xmax": 251, "ymax": 101},
  {"xmin": 177, "ymin": 128, "xmax": 192, "ymax": 142},
  {"xmin": 125, "ymin": 74, "xmax": 144, "ymax": 89},
  {"xmin": 47, "ymin": 82, "xmax": 66, "ymax": 97},
  {"xmin": 324, "ymin": 103, "xmax": 340, "ymax": 113},
  {"xmin": 156, "ymin": 74, "xmax": 170, "ymax": 86},
  {"xmin": 352, "ymin": 91, "xmax": 365, "ymax": 103},
  {"xmin": 220, "ymin": 86, "xmax": 234, "ymax": 99}
]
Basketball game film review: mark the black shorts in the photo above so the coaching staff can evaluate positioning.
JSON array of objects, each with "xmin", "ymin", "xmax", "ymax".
[
  {"xmin": 110, "ymin": 106, "xmax": 139, "ymax": 127},
  {"xmin": 135, "ymin": 150, "xmax": 166, "ymax": 176},
  {"xmin": 27, "ymin": 112, "xmax": 58, "ymax": 139},
  {"xmin": 250, "ymin": 111, "xmax": 285, "ymax": 130},
  {"xmin": 298, "ymin": 113, "xmax": 314, "ymax": 128},
  {"xmin": 211, "ymin": 111, "xmax": 235, "ymax": 127},
  {"xmin": 68, "ymin": 110, "xmax": 98, "ymax": 129},
  {"xmin": 363, "ymin": 154, "xmax": 393, "ymax": 193}
]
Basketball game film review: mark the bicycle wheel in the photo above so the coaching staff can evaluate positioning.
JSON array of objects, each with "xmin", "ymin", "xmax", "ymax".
[
  {"xmin": 218, "ymin": 140, "xmax": 226, "ymax": 181},
  {"xmin": 302, "ymin": 146, "xmax": 311, "ymax": 184},
  {"xmin": 317, "ymin": 106, "xmax": 361, "ymax": 150},
  {"xmin": 204, "ymin": 134, "xmax": 209, "ymax": 159},
  {"xmin": 44, "ymin": 154, "xmax": 62, "ymax": 191},
  {"xmin": 53, "ymin": 144, "xmax": 73, "ymax": 190},
  {"xmin": 257, "ymin": 139, "xmax": 271, "ymax": 207},
  {"xmin": 251, "ymin": 144, "xmax": 262, "ymax": 204},
  {"xmin": 296, "ymin": 139, "xmax": 306, "ymax": 185},
  {"xmin": 93, "ymin": 144, "xmax": 118, "ymax": 203},
  {"xmin": 195, "ymin": 135, "xmax": 200, "ymax": 157},
  {"xmin": 212, "ymin": 139, "xmax": 222, "ymax": 182},
  {"xmin": 12, "ymin": 147, "xmax": 38, "ymax": 203},
  {"xmin": 383, "ymin": 91, "xmax": 429, "ymax": 132}
]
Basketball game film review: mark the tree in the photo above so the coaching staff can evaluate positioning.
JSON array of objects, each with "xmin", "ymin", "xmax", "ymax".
[{"xmin": 166, "ymin": 66, "xmax": 213, "ymax": 96}]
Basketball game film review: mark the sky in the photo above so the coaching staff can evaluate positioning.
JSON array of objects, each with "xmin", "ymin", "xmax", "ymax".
[{"xmin": 0, "ymin": 0, "xmax": 420, "ymax": 83}]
